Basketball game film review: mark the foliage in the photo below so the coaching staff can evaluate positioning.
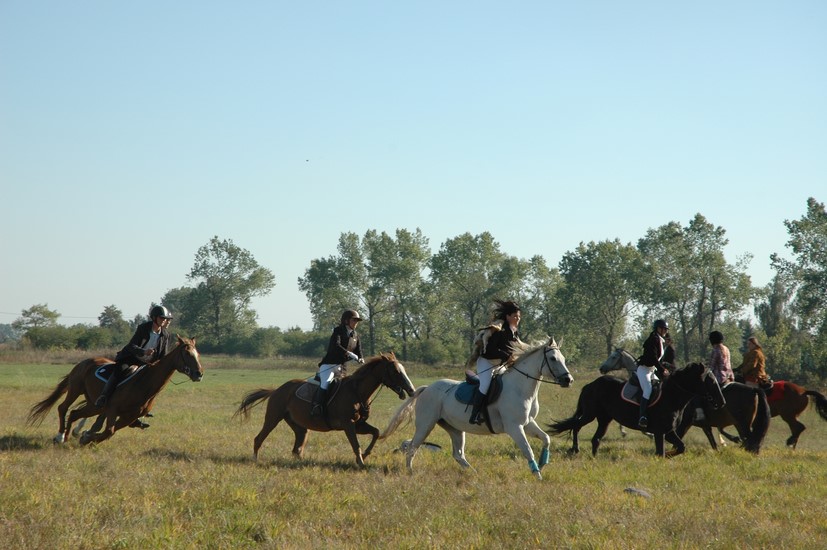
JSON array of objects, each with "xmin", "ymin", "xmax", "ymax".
[{"xmin": 11, "ymin": 304, "xmax": 60, "ymax": 331}]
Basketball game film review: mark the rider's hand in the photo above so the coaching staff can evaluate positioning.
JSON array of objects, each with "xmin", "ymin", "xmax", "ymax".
[
  {"xmin": 358, "ymin": 357, "xmax": 365, "ymax": 364},
  {"xmin": 347, "ymin": 351, "xmax": 359, "ymax": 362}
]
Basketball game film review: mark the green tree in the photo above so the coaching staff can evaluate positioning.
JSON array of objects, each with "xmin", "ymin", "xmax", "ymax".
[
  {"xmin": 183, "ymin": 236, "xmax": 276, "ymax": 350},
  {"xmin": 771, "ymin": 197, "xmax": 827, "ymax": 334},
  {"xmin": 558, "ymin": 239, "xmax": 646, "ymax": 358},
  {"xmin": 638, "ymin": 215, "xmax": 753, "ymax": 362},
  {"xmin": 12, "ymin": 304, "xmax": 60, "ymax": 332},
  {"xmin": 429, "ymin": 232, "xmax": 521, "ymax": 350}
]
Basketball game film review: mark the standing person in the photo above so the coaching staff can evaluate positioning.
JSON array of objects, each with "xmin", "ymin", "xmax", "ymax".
[
  {"xmin": 311, "ymin": 309, "xmax": 364, "ymax": 416},
  {"xmin": 94, "ymin": 305, "xmax": 174, "ymax": 425},
  {"xmin": 736, "ymin": 336, "xmax": 769, "ymax": 388},
  {"xmin": 469, "ymin": 300, "xmax": 522, "ymax": 425},
  {"xmin": 708, "ymin": 331, "xmax": 734, "ymax": 385},
  {"xmin": 636, "ymin": 319, "xmax": 669, "ymax": 429}
]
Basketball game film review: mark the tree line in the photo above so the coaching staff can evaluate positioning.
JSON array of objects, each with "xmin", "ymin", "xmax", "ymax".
[{"xmin": 6, "ymin": 198, "xmax": 826, "ymax": 384}]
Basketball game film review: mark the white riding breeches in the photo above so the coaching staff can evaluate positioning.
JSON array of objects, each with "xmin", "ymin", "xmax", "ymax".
[
  {"xmin": 476, "ymin": 357, "xmax": 498, "ymax": 395},
  {"xmin": 318, "ymin": 363, "xmax": 343, "ymax": 390},
  {"xmin": 636, "ymin": 365, "xmax": 657, "ymax": 399}
]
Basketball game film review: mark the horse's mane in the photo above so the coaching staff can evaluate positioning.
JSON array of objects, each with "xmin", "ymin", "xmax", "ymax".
[
  {"xmin": 347, "ymin": 352, "xmax": 396, "ymax": 381},
  {"xmin": 510, "ymin": 340, "xmax": 549, "ymax": 364}
]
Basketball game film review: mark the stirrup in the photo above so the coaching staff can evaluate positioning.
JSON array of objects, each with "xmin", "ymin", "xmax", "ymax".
[{"xmin": 638, "ymin": 416, "xmax": 648, "ymax": 429}]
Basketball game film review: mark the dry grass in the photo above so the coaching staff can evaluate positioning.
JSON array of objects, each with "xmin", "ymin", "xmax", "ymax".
[{"xmin": 2, "ymin": 357, "xmax": 826, "ymax": 549}]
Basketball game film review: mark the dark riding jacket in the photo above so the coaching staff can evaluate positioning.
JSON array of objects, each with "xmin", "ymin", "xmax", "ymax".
[
  {"xmin": 639, "ymin": 330, "xmax": 665, "ymax": 374},
  {"xmin": 319, "ymin": 325, "xmax": 362, "ymax": 366},
  {"xmin": 481, "ymin": 325, "xmax": 521, "ymax": 363},
  {"xmin": 115, "ymin": 321, "xmax": 172, "ymax": 367}
]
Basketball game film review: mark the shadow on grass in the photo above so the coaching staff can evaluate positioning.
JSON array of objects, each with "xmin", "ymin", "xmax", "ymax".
[
  {"xmin": 142, "ymin": 446, "xmax": 393, "ymax": 472},
  {"xmin": 0, "ymin": 434, "xmax": 48, "ymax": 451}
]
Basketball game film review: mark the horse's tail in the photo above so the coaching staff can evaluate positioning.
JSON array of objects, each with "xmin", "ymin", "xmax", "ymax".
[
  {"xmin": 805, "ymin": 390, "xmax": 827, "ymax": 421},
  {"xmin": 379, "ymin": 386, "xmax": 425, "ymax": 440},
  {"xmin": 27, "ymin": 374, "xmax": 71, "ymax": 426},
  {"xmin": 547, "ymin": 415, "xmax": 581, "ymax": 436},
  {"xmin": 233, "ymin": 388, "xmax": 274, "ymax": 420},
  {"xmin": 744, "ymin": 387, "xmax": 771, "ymax": 454}
]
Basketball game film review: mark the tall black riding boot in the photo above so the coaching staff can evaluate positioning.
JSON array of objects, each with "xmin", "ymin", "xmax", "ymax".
[
  {"xmin": 638, "ymin": 397, "xmax": 650, "ymax": 429},
  {"xmin": 469, "ymin": 389, "xmax": 488, "ymax": 425},
  {"xmin": 94, "ymin": 375, "xmax": 117, "ymax": 408},
  {"xmin": 311, "ymin": 387, "xmax": 328, "ymax": 417}
]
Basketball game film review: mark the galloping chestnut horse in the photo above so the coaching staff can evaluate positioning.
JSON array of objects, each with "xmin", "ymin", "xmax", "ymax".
[
  {"xmin": 27, "ymin": 336, "xmax": 203, "ymax": 445},
  {"xmin": 234, "ymin": 352, "xmax": 415, "ymax": 467}
]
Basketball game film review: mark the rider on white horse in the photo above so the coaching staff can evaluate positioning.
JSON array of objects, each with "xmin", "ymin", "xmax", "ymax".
[{"xmin": 469, "ymin": 300, "xmax": 523, "ymax": 425}]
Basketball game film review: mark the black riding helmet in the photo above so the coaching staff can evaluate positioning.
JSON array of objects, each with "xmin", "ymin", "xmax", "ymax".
[
  {"xmin": 341, "ymin": 309, "xmax": 362, "ymax": 324},
  {"xmin": 653, "ymin": 319, "xmax": 668, "ymax": 331},
  {"xmin": 150, "ymin": 305, "xmax": 173, "ymax": 320}
]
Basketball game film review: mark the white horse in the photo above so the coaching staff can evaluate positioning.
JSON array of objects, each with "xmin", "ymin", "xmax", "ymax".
[{"xmin": 380, "ymin": 338, "xmax": 573, "ymax": 479}]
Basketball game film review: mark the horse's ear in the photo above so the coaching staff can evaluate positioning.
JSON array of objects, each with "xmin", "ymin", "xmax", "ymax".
[{"xmin": 176, "ymin": 334, "xmax": 183, "ymax": 344}]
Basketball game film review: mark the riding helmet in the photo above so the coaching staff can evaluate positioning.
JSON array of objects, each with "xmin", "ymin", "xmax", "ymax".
[
  {"xmin": 150, "ymin": 305, "xmax": 173, "ymax": 320},
  {"xmin": 653, "ymin": 319, "xmax": 668, "ymax": 331},
  {"xmin": 341, "ymin": 309, "xmax": 362, "ymax": 324}
]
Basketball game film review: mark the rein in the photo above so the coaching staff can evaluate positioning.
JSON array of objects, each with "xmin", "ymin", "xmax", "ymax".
[{"xmin": 510, "ymin": 347, "xmax": 566, "ymax": 385}]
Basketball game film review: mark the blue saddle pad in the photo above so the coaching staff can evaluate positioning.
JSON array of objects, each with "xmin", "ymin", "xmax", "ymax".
[{"xmin": 454, "ymin": 375, "xmax": 503, "ymax": 405}]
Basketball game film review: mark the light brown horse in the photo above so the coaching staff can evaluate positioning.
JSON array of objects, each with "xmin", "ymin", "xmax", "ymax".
[
  {"xmin": 234, "ymin": 352, "xmax": 415, "ymax": 467},
  {"xmin": 27, "ymin": 336, "xmax": 203, "ymax": 445}
]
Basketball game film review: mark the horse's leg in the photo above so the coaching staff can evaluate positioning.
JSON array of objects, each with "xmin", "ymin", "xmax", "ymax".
[
  {"xmin": 406, "ymin": 410, "xmax": 439, "ymax": 473},
  {"xmin": 781, "ymin": 414, "xmax": 806, "ymax": 449},
  {"xmin": 654, "ymin": 433, "xmax": 665, "ymax": 457},
  {"xmin": 664, "ymin": 431, "xmax": 685, "ymax": 457},
  {"xmin": 285, "ymin": 419, "xmax": 308, "ymax": 459},
  {"xmin": 502, "ymin": 423, "xmax": 542, "ymax": 479},
  {"xmin": 253, "ymin": 405, "xmax": 284, "ymax": 462},
  {"xmin": 54, "ymin": 386, "xmax": 84, "ymax": 443},
  {"xmin": 437, "ymin": 420, "xmax": 471, "ymax": 469},
  {"xmin": 356, "ymin": 422, "xmax": 380, "ymax": 459},
  {"xmin": 590, "ymin": 416, "xmax": 611, "ymax": 457},
  {"xmin": 80, "ymin": 413, "xmax": 125, "ymax": 446},
  {"xmin": 702, "ymin": 426, "xmax": 719, "ymax": 451},
  {"xmin": 524, "ymin": 419, "xmax": 551, "ymax": 469},
  {"xmin": 342, "ymin": 424, "xmax": 366, "ymax": 468},
  {"xmin": 71, "ymin": 417, "xmax": 87, "ymax": 438}
]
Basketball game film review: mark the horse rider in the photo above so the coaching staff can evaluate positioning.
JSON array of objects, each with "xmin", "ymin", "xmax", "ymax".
[
  {"xmin": 311, "ymin": 309, "xmax": 364, "ymax": 416},
  {"xmin": 469, "ymin": 300, "xmax": 523, "ymax": 425},
  {"xmin": 94, "ymin": 305, "xmax": 173, "ymax": 426},
  {"xmin": 636, "ymin": 319, "xmax": 669, "ymax": 429}
]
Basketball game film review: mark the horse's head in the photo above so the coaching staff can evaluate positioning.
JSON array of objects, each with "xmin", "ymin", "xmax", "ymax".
[
  {"xmin": 175, "ymin": 335, "xmax": 204, "ymax": 382},
  {"xmin": 599, "ymin": 348, "xmax": 636, "ymax": 375},
  {"xmin": 376, "ymin": 352, "xmax": 416, "ymax": 399},
  {"xmin": 541, "ymin": 338, "xmax": 573, "ymax": 388},
  {"xmin": 681, "ymin": 362, "xmax": 725, "ymax": 410}
]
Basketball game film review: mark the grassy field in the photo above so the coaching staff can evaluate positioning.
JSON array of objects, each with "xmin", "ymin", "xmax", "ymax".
[{"xmin": 1, "ymin": 357, "xmax": 826, "ymax": 549}]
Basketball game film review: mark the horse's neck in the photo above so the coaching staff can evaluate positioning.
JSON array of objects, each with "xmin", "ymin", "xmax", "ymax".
[
  {"xmin": 142, "ymin": 353, "xmax": 179, "ymax": 394},
  {"xmin": 662, "ymin": 374, "xmax": 696, "ymax": 411},
  {"xmin": 346, "ymin": 368, "xmax": 383, "ymax": 401},
  {"xmin": 508, "ymin": 354, "xmax": 542, "ymax": 395}
]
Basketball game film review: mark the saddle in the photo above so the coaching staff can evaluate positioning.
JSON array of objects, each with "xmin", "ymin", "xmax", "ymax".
[
  {"xmin": 620, "ymin": 376, "xmax": 663, "ymax": 407},
  {"xmin": 454, "ymin": 371, "xmax": 504, "ymax": 405},
  {"xmin": 295, "ymin": 378, "xmax": 341, "ymax": 405},
  {"xmin": 94, "ymin": 363, "xmax": 146, "ymax": 387}
]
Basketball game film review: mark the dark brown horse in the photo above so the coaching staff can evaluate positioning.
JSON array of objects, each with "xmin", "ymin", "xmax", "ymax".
[
  {"xmin": 675, "ymin": 382, "xmax": 771, "ymax": 453},
  {"xmin": 721, "ymin": 381, "xmax": 827, "ymax": 449},
  {"xmin": 234, "ymin": 352, "xmax": 415, "ymax": 467},
  {"xmin": 27, "ymin": 336, "xmax": 203, "ymax": 445},
  {"xmin": 549, "ymin": 363, "xmax": 725, "ymax": 457}
]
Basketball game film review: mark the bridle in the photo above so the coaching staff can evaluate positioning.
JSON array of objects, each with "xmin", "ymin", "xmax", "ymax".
[{"xmin": 511, "ymin": 346, "xmax": 569, "ymax": 385}]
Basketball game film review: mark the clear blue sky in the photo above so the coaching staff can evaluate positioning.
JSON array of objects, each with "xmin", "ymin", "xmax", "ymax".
[{"xmin": 1, "ymin": 2, "xmax": 824, "ymax": 330}]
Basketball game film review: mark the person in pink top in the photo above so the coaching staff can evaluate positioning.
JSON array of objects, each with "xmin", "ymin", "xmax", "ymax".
[{"xmin": 708, "ymin": 331, "xmax": 734, "ymax": 385}]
